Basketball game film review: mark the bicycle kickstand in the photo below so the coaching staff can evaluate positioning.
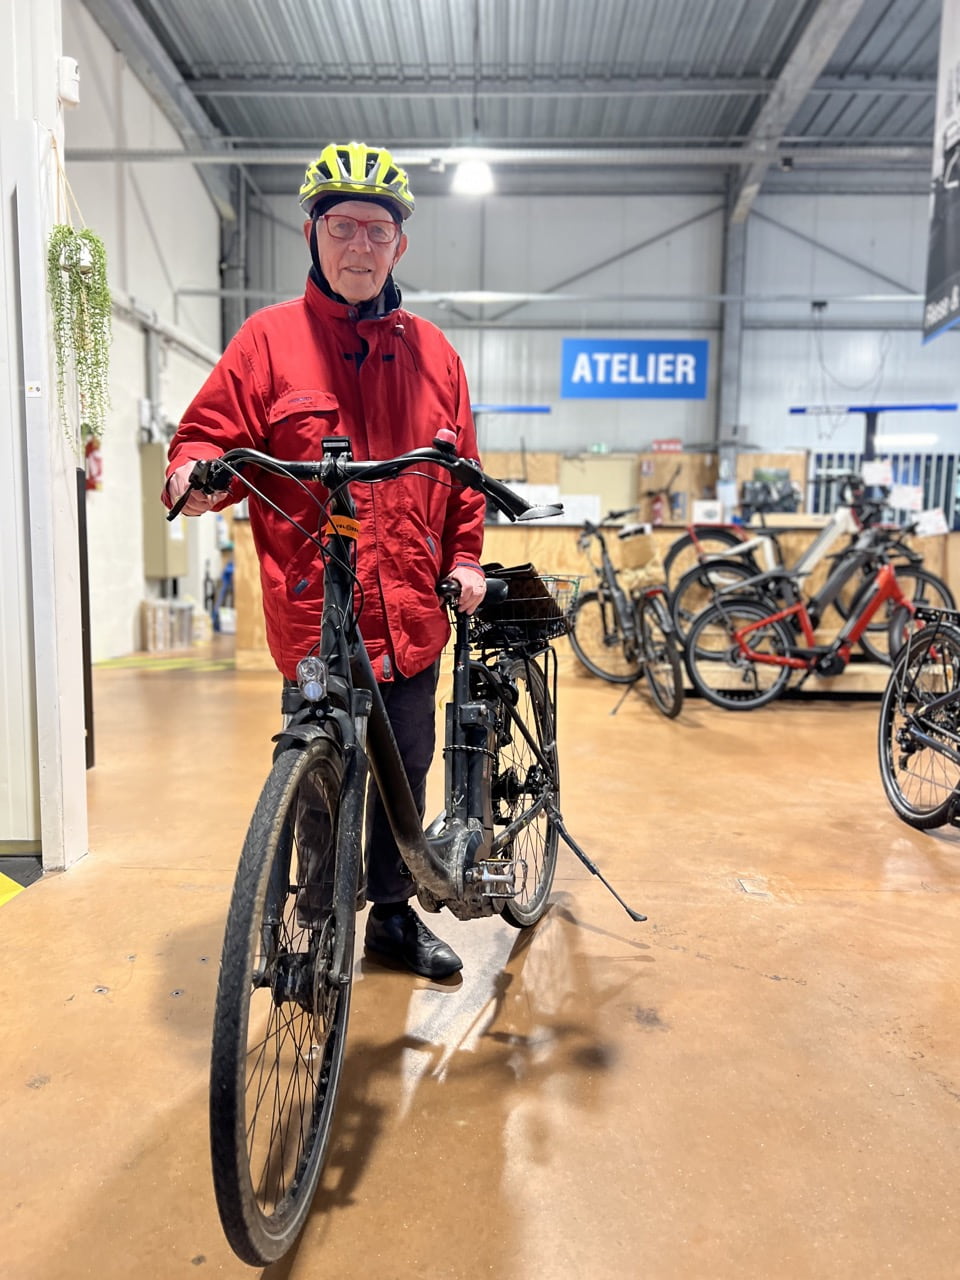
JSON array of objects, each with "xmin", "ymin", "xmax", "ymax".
[
  {"xmin": 609, "ymin": 674, "xmax": 643, "ymax": 716},
  {"xmin": 550, "ymin": 809, "xmax": 647, "ymax": 922}
]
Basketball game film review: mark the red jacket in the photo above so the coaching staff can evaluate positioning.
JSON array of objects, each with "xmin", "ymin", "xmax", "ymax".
[{"xmin": 164, "ymin": 276, "xmax": 485, "ymax": 681}]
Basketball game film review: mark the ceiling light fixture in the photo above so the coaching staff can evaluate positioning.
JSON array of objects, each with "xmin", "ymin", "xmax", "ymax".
[
  {"xmin": 451, "ymin": 157, "xmax": 494, "ymax": 195},
  {"xmin": 451, "ymin": 0, "xmax": 494, "ymax": 197}
]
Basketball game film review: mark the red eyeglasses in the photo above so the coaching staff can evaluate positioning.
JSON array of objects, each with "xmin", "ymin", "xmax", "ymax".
[{"xmin": 320, "ymin": 214, "xmax": 400, "ymax": 246}]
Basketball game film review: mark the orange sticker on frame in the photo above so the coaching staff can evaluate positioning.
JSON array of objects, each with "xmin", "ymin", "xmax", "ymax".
[{"xmin": 324, "ymin": 515, "xmax": 361, "ymax": 540}]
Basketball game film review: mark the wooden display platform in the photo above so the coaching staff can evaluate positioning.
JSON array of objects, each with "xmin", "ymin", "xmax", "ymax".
[{"xmin": 232, "ymin": 510, "xmax": 960, "ymax": 697}]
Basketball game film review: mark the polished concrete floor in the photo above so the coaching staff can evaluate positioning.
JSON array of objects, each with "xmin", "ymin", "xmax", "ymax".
[{"xmin": 2, "ymin": 652, "xmax": 960, "ymax": 1279}]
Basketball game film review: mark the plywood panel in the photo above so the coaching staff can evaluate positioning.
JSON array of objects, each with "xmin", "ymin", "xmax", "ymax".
[
  {"xmin": 556, "ymin": 454, "xmax": 638, "ymax": 517},
  {"xmin": 635, "ymin": 451, "xmax": 717, "ymax": 524},
  {"xmin": 233, "ymin": 520, "xmax": 271, "ymax": 670},
  {"xmin": 482, "ymin": 450, "xmax": 559, "ymax": 485}
]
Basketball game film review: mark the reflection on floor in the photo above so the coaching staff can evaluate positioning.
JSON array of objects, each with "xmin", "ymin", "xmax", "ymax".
[{"xmin": 2, "ymin": 659, "xmax": 960, "ymax": 1279}]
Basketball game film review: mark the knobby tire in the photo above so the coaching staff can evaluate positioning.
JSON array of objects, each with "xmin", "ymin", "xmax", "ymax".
[{"xmin": 210, "ymin": 736, "xmax": 352, "ymax": 1266}]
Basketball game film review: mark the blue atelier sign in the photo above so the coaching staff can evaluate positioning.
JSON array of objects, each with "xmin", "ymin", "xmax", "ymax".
[{"xmin": 561, "ymin": 338, "xmax": 709, "ymax": 400}]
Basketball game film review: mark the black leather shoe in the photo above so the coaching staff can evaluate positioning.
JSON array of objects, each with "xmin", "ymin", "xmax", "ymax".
[{"xmin": 364, "ymin": 904, "xmax": 462, "ymax": 979}]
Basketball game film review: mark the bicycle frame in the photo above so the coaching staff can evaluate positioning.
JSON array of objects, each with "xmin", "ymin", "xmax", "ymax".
[
  {"xmin": 433, "ymin": 607, "xmax": 559, "ymax": 911},
  {"xmin": 723, "ymin": 562, "xmax": 910, "ymax": 671},
  {"xmin": 713, "ymin": 519, "xmax": 916, "ymax": 632},
  {"xmin": 579, "ymin": 522, "xmax": 640, "ymax": 647},
  {"xmin": 220, "ymin": 436, "xmax": 562, "ymax": 925}
]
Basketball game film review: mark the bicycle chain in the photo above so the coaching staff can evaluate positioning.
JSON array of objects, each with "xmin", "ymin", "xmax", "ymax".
[{"xmin": 442, "ymin": 743, "xmax": 497, "ymax": 761}]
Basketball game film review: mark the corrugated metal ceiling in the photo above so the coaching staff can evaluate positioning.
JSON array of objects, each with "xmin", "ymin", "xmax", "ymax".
[{"xmin": 82, "ymin": 0, "xmax": 942, "ymax": 197}]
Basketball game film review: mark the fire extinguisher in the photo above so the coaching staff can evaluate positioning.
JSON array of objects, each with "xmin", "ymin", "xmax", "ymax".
[
  {"xmin": 650, "ymin": 489, "xmax": 665, "ymax": 525},
  {"xmin": 85, "ymin": 436, "xmax": 103, "ymax": 492}
]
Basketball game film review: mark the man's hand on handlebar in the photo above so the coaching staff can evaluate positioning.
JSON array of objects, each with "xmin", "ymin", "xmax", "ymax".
[
  {"xmin": 447, "ymin": 565, "xmax": 486, "ymax": 615},
  {"xmin": 166, "ymin": 461, "xmax": 218, "ymax": 516}
]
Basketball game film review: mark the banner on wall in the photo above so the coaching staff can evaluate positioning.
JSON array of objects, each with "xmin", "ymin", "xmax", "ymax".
[
  {"xmin": 561, "ymin": 338, "xmax": 708, "ymax": 399},
  {"xmin": 924, "ymin": 0, "xmax": 960, "ymax": 341}
]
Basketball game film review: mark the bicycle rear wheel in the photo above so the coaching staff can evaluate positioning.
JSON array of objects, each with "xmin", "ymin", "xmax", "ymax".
[
  {"xmin": 639, "ymin": 595, "xmax": 684, "ymax": 717},
  {"xmin": 670, "ymin": 557, "xmax": 760, "ymax": 646},
  {"xmin": 568, "ymin": 588, "xmax": 638, "ymax": 683},
  {"xmin": 878, "ymin": 627, "xmax": 960, "ymax": 828},
  {"xmin": 663, "ymin": 527, "xmax": 754, "ymax": 587},
  {"xmin": 494, "ymin": 657, "xmax": 561, "ymax": 928},
  {"xmin": 210, "ymin": 737, "xmax": 352, "ymax": 1266},
  {"xmin": 685, "ymin": 597, "xmax": 794, "ymax": 710}
]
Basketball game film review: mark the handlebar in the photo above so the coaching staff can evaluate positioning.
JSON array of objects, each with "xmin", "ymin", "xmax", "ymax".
[
  {"xmin": 579, "ymin": 505, "xmax": 643, "ymax": 536},
  {"xmin": 166, "ymin": 436, "xmax": 564, "ymax": 525}
]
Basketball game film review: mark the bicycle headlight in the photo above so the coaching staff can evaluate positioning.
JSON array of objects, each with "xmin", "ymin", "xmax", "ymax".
[{"xmin": 296, "ymin": 656, "xmax": 328, "ymax": 703}]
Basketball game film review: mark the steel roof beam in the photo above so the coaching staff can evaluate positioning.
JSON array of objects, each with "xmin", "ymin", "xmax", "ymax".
[
  {"xmin": 731, "ymin": 0, "xmax": 869, "ymax": 223},
  {"xmin": 66, "ymin": 143, "xmax": 930, "ymax": 168},
  {"xmin": 81, "ymin": 0, "xmax": 235, "ymax": 219},
  {"xmin": 184, "ymin": 73, "xmax": 933, "ymax": 100}
]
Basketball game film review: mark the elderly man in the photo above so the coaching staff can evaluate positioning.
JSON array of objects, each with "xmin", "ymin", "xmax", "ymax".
[{"xmin": 164, "ymin": 142, "xmax": 486, "ymax": 979}]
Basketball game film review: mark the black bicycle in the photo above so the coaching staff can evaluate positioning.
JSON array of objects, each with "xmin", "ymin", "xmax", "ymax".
[
  {"xmin": 168, "ymin": 436, "xmax": 642, "ymax": 1265},
  {"xmin": 568, "ymin": 508, "xmax": 683, "ymax": 717},
  {"xmin": 879, "ymin": 607, "xmax": 960, "ymax": 829}
]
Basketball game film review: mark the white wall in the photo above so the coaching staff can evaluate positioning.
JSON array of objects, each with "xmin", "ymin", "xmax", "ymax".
[
  {"xmin": 740, "ymin": 193, "xmax": 960, "ymax": 454},
  {"xmin": 1, "ymin": 0, "xmax": 88, "ymax": 863},
  {"xmin": 0, "ymin": 1, "xmax": 52, "ymax": 849},
  {"xmin": 60, "ymin": 0, "xmax": 223, "ymax": 660}
]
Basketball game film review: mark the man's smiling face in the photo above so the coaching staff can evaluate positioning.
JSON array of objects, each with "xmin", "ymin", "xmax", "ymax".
[{"xmin": 307, "ymin": 198, "xmax": 407, "ymax": 305}]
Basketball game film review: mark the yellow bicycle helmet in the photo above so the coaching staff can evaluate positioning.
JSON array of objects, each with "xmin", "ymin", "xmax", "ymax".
[{"xmin": 299, "ymin": 142, "xmax": 415, "ymax": 219}]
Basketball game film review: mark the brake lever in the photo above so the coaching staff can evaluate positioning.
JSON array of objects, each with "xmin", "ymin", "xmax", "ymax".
[{"xmin": 166, "ymin": 459, "xmax": 214, "ymax": 521}]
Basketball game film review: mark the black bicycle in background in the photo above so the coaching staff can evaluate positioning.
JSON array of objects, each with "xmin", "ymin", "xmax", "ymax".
[
  {"xmin": 568, "ymin": 507, "xmax": 683, "ymax": 717},
  {"xmin": 879, "ymin": 607, "xmax": 960, "ymax": 829},
  {"xmin": 669, "ymin": 473, "xmax": 953, "ymax": 663},
  {"xmin": 168, "ymin": 436, "xmax": 642, "ymax": 1265}
]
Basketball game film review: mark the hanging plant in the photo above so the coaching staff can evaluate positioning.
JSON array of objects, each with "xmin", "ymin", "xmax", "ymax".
[{"xmin": 47, "ymin": 223, "xmax": 112, "ymax": 444}]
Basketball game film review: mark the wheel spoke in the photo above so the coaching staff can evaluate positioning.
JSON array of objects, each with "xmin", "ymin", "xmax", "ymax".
[
  {"xmin": 492, "ymin": 658, "xmax": 560, "ymax": 928},
  {"xmin": 880, "ymin": 628, "xmax": 960, "ymax": 825},
  {"xmin": 210, "ymin": 739, "xmax": 353, "ymax": 1266}
]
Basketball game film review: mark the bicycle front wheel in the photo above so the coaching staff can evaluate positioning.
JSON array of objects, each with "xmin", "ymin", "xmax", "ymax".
[
  {"xmin": 639, "ymin": 596, "xmax": 684, "ymax": 718},
  {"xmin": 568, "ymin": 588, "xmax": 638, "ymax": 683},
  {"xmin": 210, "ymin": 737, "xmax": 352, "ymax": 1266},
  {"xmin": 878, "ymin": 626, "xmax": 960, "ymax": 828},
  {"xmin": 494, "ymin": 657, "xmax": 561, "ymax": 928},
  {"xmin": 686, "ymin": 597, "xmax": 794, "ymax": 710},
  {"xmin": 885, "ymin": 568, "xmax": 957, "ymax": 663},
  {"xmin": 851, "ymin": 566, "xmax": 955, "ymax": 664}
]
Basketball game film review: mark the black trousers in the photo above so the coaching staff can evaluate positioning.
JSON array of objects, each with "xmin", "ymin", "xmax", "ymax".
[{"xmin": 282, "ymin": 660, "xmax": 439, "ymax": 904}]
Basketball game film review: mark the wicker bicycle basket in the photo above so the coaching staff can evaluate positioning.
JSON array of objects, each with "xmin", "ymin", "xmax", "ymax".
[
  {"xmin": 470, "ymin": 565, "xmax": 582, "ymax": 649},
  {"xmin": 618, "ymin": 528, "xmax": 658, "ymax": 569}
]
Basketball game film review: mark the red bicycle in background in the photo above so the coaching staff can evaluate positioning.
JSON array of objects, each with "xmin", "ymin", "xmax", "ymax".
[{"xmin": 684, "ymin": 555, "xmax": 932, "ymax": 711}]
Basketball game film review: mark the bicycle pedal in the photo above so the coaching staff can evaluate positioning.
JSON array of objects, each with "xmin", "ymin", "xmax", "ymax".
[{"xmin": 473, "ymin": 859, "xmax": 524, "ymax": 898}]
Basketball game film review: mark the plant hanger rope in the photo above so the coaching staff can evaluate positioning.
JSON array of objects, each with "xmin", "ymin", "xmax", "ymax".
[
  {"xmin": 47, "ymin": 132, "xmax": 112, "ymax": 445},
  {"xmin": 50, "ymin": 132, "xmax": 86, "ymax": 229}
]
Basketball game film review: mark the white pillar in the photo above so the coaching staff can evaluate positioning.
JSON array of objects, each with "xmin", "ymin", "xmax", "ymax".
[{"xmin": 0, "ymin": 0, "xmax": 89, "ymax": 871}]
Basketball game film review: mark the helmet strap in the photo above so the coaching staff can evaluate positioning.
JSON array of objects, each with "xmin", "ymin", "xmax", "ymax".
[{"xmin": 308, "ymin": 212, "xmax": 323, "ymax": 280}]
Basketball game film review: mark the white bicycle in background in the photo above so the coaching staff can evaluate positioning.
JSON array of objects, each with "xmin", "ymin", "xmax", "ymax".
[{"xmin": 668, "ymin": 473, "xmax": 945, "ymax": 663}]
